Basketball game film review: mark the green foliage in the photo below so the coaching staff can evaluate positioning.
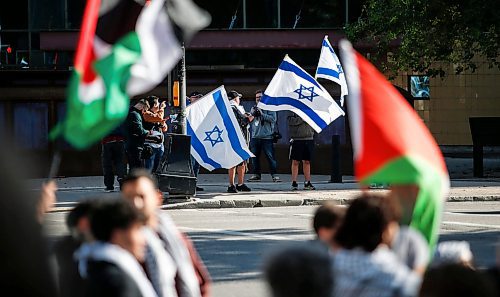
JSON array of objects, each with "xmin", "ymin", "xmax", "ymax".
[{"xmin": 346, "ymin": 0, "xmax": 500, "ymax": 77}]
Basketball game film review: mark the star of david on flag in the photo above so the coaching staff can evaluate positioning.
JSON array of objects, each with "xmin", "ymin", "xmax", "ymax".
[
  {"xmin": 316, "ymin": 35, "xmax": 349, "ymax": 106},
  {"xmin": 258, "ymin": 55, "xmax": 344, "ymax": 133},
  {"xmin": 204, "ymin": 126, "xmax": 224, "ymax": 147},
  {"xmin": 187, "ymin": 86, "xmax": 254, "ymax": 171},
  {"xmin": 294, "ymin": 85, "xmax": 319, "ymax": 102}
]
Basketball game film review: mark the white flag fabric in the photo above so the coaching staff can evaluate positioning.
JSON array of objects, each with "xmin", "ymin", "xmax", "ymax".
[
  {"xmin": 316, "ymin": 36, "xmax": 348, "ymax": 106},
  {"xmin": 187, "ymin": 86, "xmax": 254, "ymax": 171},
  {"xmin": 259, "ymin": 55, "xmax": 345, "ymax": 133}
]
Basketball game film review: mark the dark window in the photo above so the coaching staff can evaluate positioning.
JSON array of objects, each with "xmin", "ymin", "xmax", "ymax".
[
  {"xmin": 13, "ymin": 103, "xmax": 49, "ymax": 149},
  {"xmin": 281, "ymin": 0, "xmax": 344, "ymax": 29},
  {"xmin": 30, "ymin": 0, "xmax": 65, "ymax": 30},
  {"xmin": 0, "ymin": 0, "xmax": 28, "ymax": 29},
  {"xmin": 246, "ymin": 0, "xmax": 278, "ymax": 28},
  {"xmin": 194, "ymin": 0, "xmax": 243, "ymax": 29},
  {"xmin": 0, "ymin": 32, "xmax": 29, "ymax": 65},
  {"xmin": 67, "ymin": 0, "xmax": 85, "ymax": 29}
]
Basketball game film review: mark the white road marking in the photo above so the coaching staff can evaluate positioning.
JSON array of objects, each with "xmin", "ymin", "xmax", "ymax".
[
  {"xmin": 179, "ymin": 226, "xmax": 296, "ymax": 241},
  {"xmin": 442, "ymin": 221, "xmax": 500, "ymax": 230},
  {"xmin": 444, "ymin": 211, "xmax": 500, "ymax": 217}
]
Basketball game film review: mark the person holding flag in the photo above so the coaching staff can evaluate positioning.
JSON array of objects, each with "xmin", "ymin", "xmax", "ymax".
[
  {"xmin": 339, "ymin": 39, "xmax": 449, "ymax": 252},
  {"xmin": 186, "ymin": 86, "xmax": 254, "ymax": 192}
]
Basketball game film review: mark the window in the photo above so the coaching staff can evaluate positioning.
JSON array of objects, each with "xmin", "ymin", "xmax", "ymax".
[{"xmin": 13, "ymin": 103, "xmax": 49, "ymax": 149}]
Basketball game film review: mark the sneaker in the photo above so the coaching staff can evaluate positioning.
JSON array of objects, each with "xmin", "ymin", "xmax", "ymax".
[
  {"xmin": 227, "ymin": 185, "xmax": 238, "ymax": 193},
  {"xmin": 236, "ymin": 183, "xmax": 251, "ymax": 192},
  {"xmin": 304, "ymin": 181, "xmax": 316, "ymax": 190},
  {"xmin": 272, "ymin": 175, "xmax": 281, "ymax": 183},
  {"xmin": 291, "ymin": 181, "xmax": 298, "ymax": 191},
  {"xmin": 247, "ymin": 175, "xmax": 261, "ymax": 182},
  {"xmin": 196, "ymin": 186, "xmax": 204, "ymax": 192},
  {"xmin": 105, "ymin": 186, "xmax": 114, "ymax": 192}
]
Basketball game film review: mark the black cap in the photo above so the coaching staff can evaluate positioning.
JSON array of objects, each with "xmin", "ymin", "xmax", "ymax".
[
  {"xmin": 189, "ymin": 91, "xmax": 203, "ymax": 98},
  {"xmin": 228, "ymin": 90, "xmax": 243, "ymax": 100}
]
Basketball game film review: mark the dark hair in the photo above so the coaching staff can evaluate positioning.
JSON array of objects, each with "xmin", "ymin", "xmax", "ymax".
[
  {"xmin": 66, "ymin": 199, "xmax": 99, "ymax": 229},
  {"xmin": 122, "ymin": 169, "xmax": 158, "ymax": 189},
  {"xmin": 255, "ymin": 89, "xmax": 263, "ymax": 95},
  {"xmin": 265, "ymin": 242, "xmax": 333, "ymax": 297},
  {"xmin": 145, "ymin": 95, "xmax": 159, "ymax": 108},
  {"xmin": 135, "ymin": 98, "xmax": 150, "ymax": 109},
  {"xmin": 334, "ymin": 194, "xmax": 399, "ymax": 252},
  {"xmin": 420, "ymin": 264, "xmax": 498, "ymax": 297},
  {"xmin": 313, "ymin": 202, "xmax": 345, "ymax": 235},
  {"xmin": 227, "ymin": 90, "xmax": 242, "ymax": 100},
  {"xmin": 89, "ymin": 198, "xmax": 143, "ymax": 242}
]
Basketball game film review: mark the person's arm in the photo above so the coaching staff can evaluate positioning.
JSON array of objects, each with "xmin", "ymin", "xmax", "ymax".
[
  {"xmin": 259, "ymin": 110, "xmax": 276, "ymax": 123},
  {"xmin": 142, "ymin": 110, "xmax": 165, "ymax": 123},
  {"xmin": 287, "ymin": 113, "xmax": 303, "ymax": 126},
  {"xmin": 130, "ymin": 113, "xmax": 149, "ymax": 137}
]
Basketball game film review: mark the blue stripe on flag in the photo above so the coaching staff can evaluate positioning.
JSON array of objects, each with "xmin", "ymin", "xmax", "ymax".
[
  {"xmin": 187, "ymin": 120, "xmax": 222, "ymax": 169},
  {"xmin": 279, "ymin": 60, "xmax": 322, "ymax": 90},
  {"xmin": 322, "ymin": 39, "xmax": 335, "ymax": 54},
  {"xmin": 212, "ymin": 90, "xmax": 252, "ymax": 161},
  {"xmin": 260, "ymin": 94, "xmax": 328, "ymax": 129},
  {"xmin": 317, "ymin": 67, "xmax": 341, "ymax": 79}
]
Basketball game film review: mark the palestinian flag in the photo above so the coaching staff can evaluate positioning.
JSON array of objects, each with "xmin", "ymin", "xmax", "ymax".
[
  {"xmin": 51, "ymin": 0, "xmax": 210, "ymax": 149},
  {"xmin": 339, "ymin": 40, "xmax": 449, "ymax": 250}
]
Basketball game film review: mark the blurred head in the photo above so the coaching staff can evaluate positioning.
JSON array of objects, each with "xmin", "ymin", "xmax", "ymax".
[
  {"xmin": 89, "ymin": 198, "xmax": 146, "ymax": 262},
  {"xmin": 145, "ymin": 96, "xmax": 160, "ymax": 113},
  {"xmin": 228, "ymin": 90, "xmax": 242, "ymax": 104},
  {"xmin": 419, "ymin": 264, "xmax": 497, "ymax": 297},
  {"xmin": 255, "ymin": 90, "xmax": 263, "ymax": 104},
  {"xmin": 313, "ymin": 202, "xmax": 345, "ymax": 246},
  {"xmin": 431, "ymin": 241, "xmax": 474, "ymax": 269},
  {"xmin": 134, "ymin": 98, "xmax": 150, "ymax": 111},
  {"xmin": 335, "ymin": 194, "xmax": 400, "ymax": 252},
  {"xmin": 66, "ymin": 199, "xmax": 100, "ymax": 242},
  {"xmin": 264, "ymin": 242, "xmax": 333, "ymax": 297},
  {"xmin": 121, "ymin": 169, "xmax": 162, "ymax": 225},
  {"xmin": 189, "ymin": 91, "xmax": 203, "ymax": 104}
]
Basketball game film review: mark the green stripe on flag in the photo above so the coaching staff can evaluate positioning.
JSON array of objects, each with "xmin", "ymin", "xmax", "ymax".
[
  {"xmin": 51, "ymin": 32, "xmax": 142, "ymax": 149},
  {"xmin": 360, "ymin": 155, "xmax": 446, "ymax": 250}
]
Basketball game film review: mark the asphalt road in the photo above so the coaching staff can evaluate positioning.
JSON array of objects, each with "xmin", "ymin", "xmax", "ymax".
[{"xmin": 44, "ymin": 202, "xmax": 500, "ymax": 297}]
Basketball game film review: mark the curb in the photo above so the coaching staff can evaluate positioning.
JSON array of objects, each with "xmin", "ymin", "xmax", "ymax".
[{"xmin": 48, "ymin": 194, "xmax": 500, "ymax": 213}]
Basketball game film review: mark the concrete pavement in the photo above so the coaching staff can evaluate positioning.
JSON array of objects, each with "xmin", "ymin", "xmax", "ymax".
[{"xmin": 26, "ymin": 174, "xmax": 500, "ymax": 212}]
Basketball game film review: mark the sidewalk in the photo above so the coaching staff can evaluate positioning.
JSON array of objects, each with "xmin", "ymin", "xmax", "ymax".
[{"xmin": 26, "ymin": 174, "xmax": 500, "ymax": 212}]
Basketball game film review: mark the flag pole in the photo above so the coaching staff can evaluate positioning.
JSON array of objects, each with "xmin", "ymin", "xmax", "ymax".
[{"xmin": 179, "ymin": 43, "xmax": 187, "ymax": 134}]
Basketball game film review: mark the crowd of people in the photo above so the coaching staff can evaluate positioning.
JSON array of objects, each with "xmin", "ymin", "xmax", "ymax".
[
  {"xmin": 265, "ymin": 196, "xmax": 500, "ymax": 297},
  {"xmin": 101, "ymin": 90, "xmax": 319, "ymax": 194}
]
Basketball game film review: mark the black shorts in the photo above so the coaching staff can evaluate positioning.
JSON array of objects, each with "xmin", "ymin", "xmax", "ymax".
[{"xmin": 289, "ymin": 139, "xmax": 314, "ymax": 161}]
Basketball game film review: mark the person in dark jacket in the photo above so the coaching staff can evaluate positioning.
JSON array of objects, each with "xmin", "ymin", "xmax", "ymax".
[
  {"xmin": 77, "ymin": 198, "xmax": 153, "ymax": 297},
  {"xmin": 287, "ymin": 112, "xmax": 316, "ymax": 190},
  {"xmin": 102, "ymin": 124, "xmax": 126, "ymax": 191},
  {"xmin": 227, "ymin": 90, "xmax": 254, "ymax": 193},
  {"xmin": 125, "ymin": 99, "xmax": 151, "ymax": 172}
]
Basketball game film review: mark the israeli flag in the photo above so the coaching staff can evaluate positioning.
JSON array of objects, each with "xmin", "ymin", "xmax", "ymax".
[
  {"xmin": 259, "ymin": 55, "xmax": 345, "ymax": 133},
  {"xmin": 187, "ymin": 86, "xmax": 254, "ymax": 171},
  {"xmin": 316, "ymin": 35, "xmax": 348, "ymax": 106}
]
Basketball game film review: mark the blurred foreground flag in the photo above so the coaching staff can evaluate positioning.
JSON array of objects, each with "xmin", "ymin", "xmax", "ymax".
[
  {"xmin": 259, "ymin": 55, "xmax": 344, "ymax": 133},
  {"xmin": 339, "ymin": 40, "xmax": 449, "ymax": 249},
  {"xmin": 51, "ymin": 0, "xmax": 210, "ymax": 149},
  {"xmin": 187, "ymin": 86, "xmax": 253, "ymax": 171},
  {"xmin": 315, "ymin": 36, "xmax": 348, "ymax": 106}
]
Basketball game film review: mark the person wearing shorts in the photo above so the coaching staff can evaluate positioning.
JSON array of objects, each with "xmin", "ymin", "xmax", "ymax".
[{"xmin": 288, "ymin": 112, "xmax": 316, "ymax": 190}]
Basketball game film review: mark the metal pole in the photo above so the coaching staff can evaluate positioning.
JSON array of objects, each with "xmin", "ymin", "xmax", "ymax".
[
  {"xmin": 179, "ymin": 44, "xmax": 187, "ymax": 134},
  {"xmin": 345, "ymin": 0, "xmax": 349, "ymax": 26},
  {"xmin": 243, "ymin": 0, "xmax": 247, "ymax": 28},
  {"xmin": 330, "ymin": 134, "xmax": 342, "ymax": 183},
  {"xmin": 277, "ymin": 0, "xmax": 281, "ymax": 28}
]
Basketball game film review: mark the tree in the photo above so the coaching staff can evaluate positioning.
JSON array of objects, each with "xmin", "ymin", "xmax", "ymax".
[{"xmin": 346, "ymin": 0, "xmax": 500, "ymax": 77}]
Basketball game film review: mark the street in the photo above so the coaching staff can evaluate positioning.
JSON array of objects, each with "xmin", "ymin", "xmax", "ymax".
[{"xmin": 44, "ymin": 201, "xmax": 500, "ymax": 297}]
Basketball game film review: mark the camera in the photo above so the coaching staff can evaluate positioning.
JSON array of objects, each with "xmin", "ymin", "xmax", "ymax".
[{"xmin": 250, "ymin": 106, "xmax": 261, "ymax": 117}]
